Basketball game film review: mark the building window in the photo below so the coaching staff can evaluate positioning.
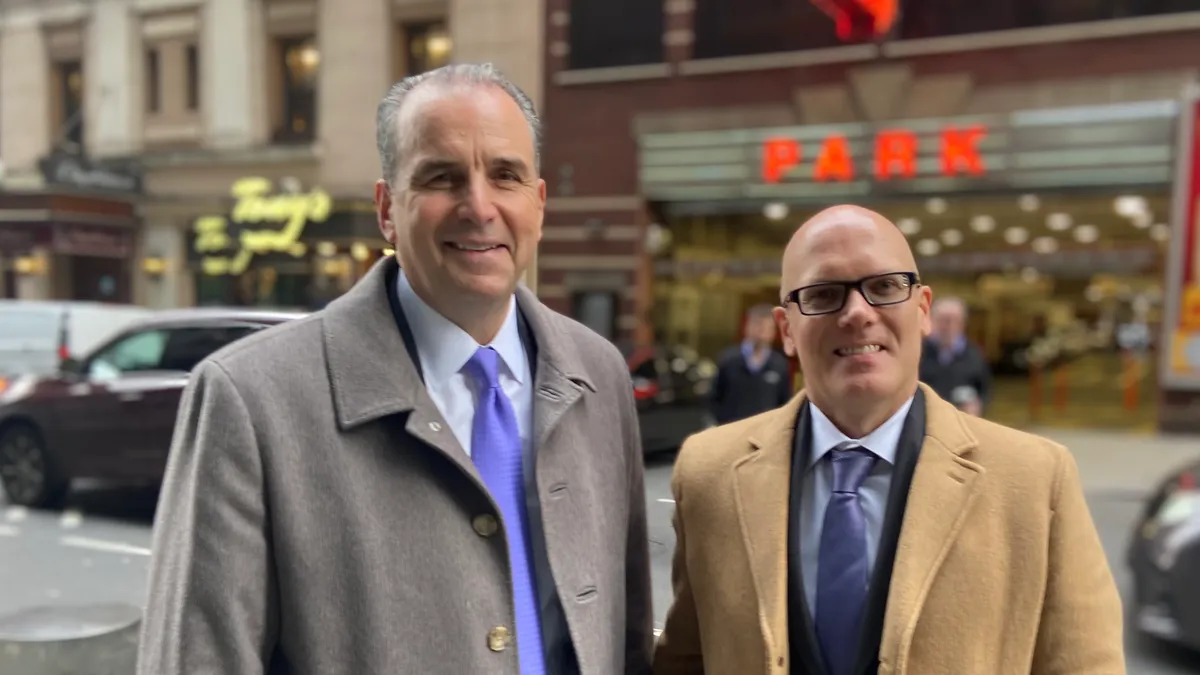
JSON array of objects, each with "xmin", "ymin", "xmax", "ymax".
[
  {"xmin": 692, "ymin": 0, "xmax": 846, "ymax": 59},
  {"xmin": 567, "ymin": 0, "xmax": 664, "ymax": 69},
  {"xmin": 899, "ymin": 0, "xmax": 1200, "ymax": 40},
  {"xmin": 185, "ymin": 43, "xmax": 199, "ymax": 111},
  {"xmin": 400, "ymin": 21, "xmax": 452, "ymax": 77},
  {"xmin": 274, "ymin": 35, "xmax": 319, "ymax": 144},
  {"xmin": 55, "ymin": 60, "xmax": 84, "ymax": 148},
  {"xmin": 145, "ymin": 48, "xmax": 161, "ymax": 113},
  {"xmin": 571, "ymin": 290, "xmax": 618, "ymax": 341}
]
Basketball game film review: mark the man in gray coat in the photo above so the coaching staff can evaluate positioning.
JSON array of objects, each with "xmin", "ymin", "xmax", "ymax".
[{"xmin": 138, "ymin": 63, "xmax": 654, "ymax": 675}]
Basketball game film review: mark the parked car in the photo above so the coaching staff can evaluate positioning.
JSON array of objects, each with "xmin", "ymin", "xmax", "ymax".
[
  {"xmin": 627, "ymin": 344, "xmax": 717, "ymax": 455},
  {"xmin": 1127, "ymin": 457, "xmax": 1200, "ymax": 651},
  {"xmin": 0, "ymin": 300, "xmax": 153, "ymax": 378},
  {"xmin": 0, "ymin": 308, "xmax": 304, "ymax": 508}
]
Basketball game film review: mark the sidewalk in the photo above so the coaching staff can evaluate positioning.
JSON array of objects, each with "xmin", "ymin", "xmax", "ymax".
[{"xmin": 1028, "ymin": 427, "xmax": 1199, "ymax": 497}]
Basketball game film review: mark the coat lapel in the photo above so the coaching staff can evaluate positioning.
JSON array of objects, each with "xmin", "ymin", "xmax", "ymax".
[
  {"xmin": 879, "ymin": 385, "xmax": 984, "ymax": 672},
  {"xmin": 513, "ymin": 285, "xmax": 595, "ymax": 454},
  {"xmin": 733, "ymin": 394, "xmax": 806, "ymax": 668},
  {"xmin": 321, "ymin": 257, "xmax": 480, "ymax": 483}
]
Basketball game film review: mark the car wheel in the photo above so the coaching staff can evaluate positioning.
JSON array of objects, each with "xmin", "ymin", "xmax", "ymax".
[{"xmin": 0, "ymin": 423, "xmax": 68, "ymax": 508}]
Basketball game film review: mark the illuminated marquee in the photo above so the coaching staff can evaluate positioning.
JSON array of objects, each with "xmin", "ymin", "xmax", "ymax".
[
  {"xmin": 760, "ymin": 125, "xmax": 989, "ymax": 184},
  {"xmin": 193, "ymin": 177, "xmax": 333, "ymax": 276}
]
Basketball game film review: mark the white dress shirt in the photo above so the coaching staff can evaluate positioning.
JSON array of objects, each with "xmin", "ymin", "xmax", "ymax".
[
  {"xmin": 393, "ymin": 269, "xmax": 533, "ymax": 459},
  {"xmin": 799, "ymin": 395, "xmax": 914, "ymax": 616}
]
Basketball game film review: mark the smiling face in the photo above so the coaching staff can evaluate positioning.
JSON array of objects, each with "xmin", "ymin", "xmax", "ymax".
[
  {"xmin": 374, "ymin": 82, "xmax": 545, "ymax": 320},
  {"xmin": 774, "ymin": 206, "xmax": 932, "ymax": 433}
]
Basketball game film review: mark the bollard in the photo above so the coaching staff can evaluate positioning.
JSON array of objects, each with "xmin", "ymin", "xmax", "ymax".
[
  {"xmin": 1052, "ymin": 364, "xmax": 1069, "ymax": 413},
  {"xmin": 1122, "ymin": 351, "xmax": 1140, "ymax": 412},
  {"xmin": 1029, "ymin": 364, "xmax": 1043, "ymax": 421},
  {"xmin": 0, "ymin": 603, "xmax": 141, "ymax": 675}
]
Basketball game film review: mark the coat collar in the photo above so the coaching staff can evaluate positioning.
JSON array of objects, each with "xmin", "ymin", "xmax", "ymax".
[
  {"xmin": 322, "ymin": 257, "xmax": 595, "ymax": 431},
  {"xmin": 733, "ymin": 383, "xmax": 984, "ymax": 670}
]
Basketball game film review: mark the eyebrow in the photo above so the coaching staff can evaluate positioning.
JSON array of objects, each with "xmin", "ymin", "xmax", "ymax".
[
  {"xmin": 411, "ymin": 156, "xmax": 532, "ymax": 178},
  {"xmin": 492, "ymin": 156, "xmax": 531, "ymax": 176}
]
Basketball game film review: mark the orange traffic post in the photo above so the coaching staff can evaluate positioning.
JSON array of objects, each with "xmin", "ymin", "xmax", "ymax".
[
  {"xmin": 1052, "ymin": 364, "xmax": 1069, "ymax": 413},
  {"xmin": 1028, "ymin": 364, "xmax": 1043, "ymax": 421},
  {"xmin": 1122, "ymin": 352, "xmax": 1140, "ymax": 412}
]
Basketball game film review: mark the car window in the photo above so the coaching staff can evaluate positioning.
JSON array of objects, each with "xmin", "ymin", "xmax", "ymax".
[
  {"xmin": 158, "ymin": 326, "xmax": 259, "ymax": 373},
  {"xmin": 87, "ymin": 330, "xmax": 169, "ymax": 380}
]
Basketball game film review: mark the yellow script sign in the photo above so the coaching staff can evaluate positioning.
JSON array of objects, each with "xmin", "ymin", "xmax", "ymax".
[{"xmin": 194, "ymin": 177, "xmax": 332, "ymax": 275}]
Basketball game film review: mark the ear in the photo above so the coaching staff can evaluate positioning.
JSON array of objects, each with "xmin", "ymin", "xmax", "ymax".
[
  {"xmin": 773, "ymin": 306, "xmax": 796, "ymax": 357},
  {"xmin": 534, "ymin": 178, "xmax": 546, "ymax": 243},
  {"xmin": 917, "ymin": 285, "xmax": 933, "ymax": 337},
  {"xmin": 374, "ymin": 179, "xmax": 396, "ymax": 245}
]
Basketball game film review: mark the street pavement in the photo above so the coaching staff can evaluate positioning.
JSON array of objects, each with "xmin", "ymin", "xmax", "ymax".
[{"xmin": 0, "ymin": 429, "xmax": 1198, "ymax": 673}]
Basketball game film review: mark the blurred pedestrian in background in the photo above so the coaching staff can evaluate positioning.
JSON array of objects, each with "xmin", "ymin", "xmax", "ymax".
[
  {"xmin": 709, "ymin": 304, "xmax": 793, "ymax": 425},
  {"xmin": 139, "ymin": 63, "xmax": 653, "ymax": 675},
  {"xmin": 919, "ymin": 296, "xmax": 991, "ymax": 416},
  {"xmin": 653, "ymin": 205, "xmax": 1123, "ymax": 675}
]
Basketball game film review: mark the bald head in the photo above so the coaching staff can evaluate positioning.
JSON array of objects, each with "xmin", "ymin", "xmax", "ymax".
[
  {"xmin": 782, "ymin": 206, "xmax": 916, "ymax": 292},
  {"xmin": 772, "ymin": 203, "xmax": 932, "ymax": 437}
]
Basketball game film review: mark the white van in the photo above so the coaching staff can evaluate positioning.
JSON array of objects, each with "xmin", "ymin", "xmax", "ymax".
[{"xmin": 0, "ymin": 301, "xmax": 154, "ymax": 377}]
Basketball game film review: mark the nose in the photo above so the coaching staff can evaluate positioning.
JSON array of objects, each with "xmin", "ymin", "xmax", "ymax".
[
  {"xmin": 458, "ymin": 174, "xmax": 501, "ymax": 225},
  {"xmin": 837, "ymin": 288, "xmax": 876, "ymax": 328}
]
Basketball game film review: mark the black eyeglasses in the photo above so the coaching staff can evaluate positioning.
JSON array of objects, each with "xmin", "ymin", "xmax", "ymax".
[{"xmin": 782, "ymin": 272, "xmax": 920, "ymax": 316}]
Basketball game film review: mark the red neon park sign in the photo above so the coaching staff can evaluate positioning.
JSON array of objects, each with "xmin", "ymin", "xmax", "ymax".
[{"xmin": 760, "ymin": 125, "xmax": 989, "ymax": 184}]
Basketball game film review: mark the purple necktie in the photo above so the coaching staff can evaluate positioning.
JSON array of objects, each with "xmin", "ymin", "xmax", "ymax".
[
  {"xmin": 464, "ymin": 347, "xmax": 545, "ymax": 675},
  {"xmin": 815, "ymin": 445, "xmax": 878, "ymax": 675}
]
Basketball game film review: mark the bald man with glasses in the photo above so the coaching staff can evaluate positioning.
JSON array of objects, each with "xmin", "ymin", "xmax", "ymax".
[{"xmin": 653, "ymin": 205, "xmax": 1123, "ymax": 675}]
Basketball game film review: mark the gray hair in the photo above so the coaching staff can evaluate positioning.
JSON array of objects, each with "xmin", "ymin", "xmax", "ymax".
[
  {"xmin": 375, "ymin": 63, "xmax": 543, "ymax": 187},
  {"xmin": 932, "ymin": 296, "xmax": 968, "ymax": 317}
]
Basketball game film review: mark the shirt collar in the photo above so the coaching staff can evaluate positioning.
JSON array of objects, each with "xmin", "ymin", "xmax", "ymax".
[
  {"xmin": 807, "ymin": 394, "xmax": 914, "ymax": 469},
  {"xmin": 394, "ymin": 268, "xmax": 527, "ymax": 385}
]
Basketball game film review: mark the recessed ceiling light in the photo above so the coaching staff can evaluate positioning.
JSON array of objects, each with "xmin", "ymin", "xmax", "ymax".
[
  {"xmin": 970, "ymin": 215, "xmax": 995, "ymax": 233},
  {"xmin": 1073, "ymin": 224, "xmax": 1099, "ymax": 244},
  {"xmin": 915, "ymin": 238, "xmax": 940, "ymax": 256},
  {"xmin": 926, "ymin": 197, "xmax": 947, "ymax": 215},
  {"xmin": 1031, "ymin": 236, "xmax": 1058, "ymax": 254},
  {"xmin": 1003, "ymin": 226, "xmax": 1029, "ymax": 245},
  {"xmin": 897, "ymin": 217, "xmax": 921, "ymax": 236},
  {"xmin": 1114, "ymin": 195, "xmax": 1147, "ymax": 218},
  {"xmin": 763, "ymin": 202, "xmax": 789, "ymax": 221},
  {"xmin": 1018, "ymin": 194, "xmax": 1040, "ymax": 212},
  {"xmin": 1131, "ymin": 212, "xmax": 1152, "ymax": 229},
  {"xmin": 940, "ymin": 228, "xmax": 963, "ymax": 246},
  {"xmin": 1020, "ymin": 267, "xmax": 1039, "ymax": 283},
  {"xmin": 1046, "ymin": 213, "xmax": 1072, "ymax": 231},
  {"xmin": 1150, "ymin": 223, "xmax": 1171, "ymax": 242}
]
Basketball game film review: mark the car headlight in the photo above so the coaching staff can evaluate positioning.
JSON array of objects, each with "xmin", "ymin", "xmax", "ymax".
[{"xmin": 0, "ymin": 375, "xmax": 34, "ymax": 404}]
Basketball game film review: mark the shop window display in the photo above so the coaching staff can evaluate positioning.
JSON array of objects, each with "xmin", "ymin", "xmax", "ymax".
[{"xmin": 651, "ymin": 191, "xmax": 1171, "ymax": 430}]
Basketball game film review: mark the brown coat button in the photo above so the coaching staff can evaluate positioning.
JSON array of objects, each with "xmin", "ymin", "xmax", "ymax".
[
  {"xmin": 487, "ymin": 625, "xmax": 511, "ymax": 651},
  {"xmin": 472, "ymin": 514, "xmax": 498, "ymax": 537}
]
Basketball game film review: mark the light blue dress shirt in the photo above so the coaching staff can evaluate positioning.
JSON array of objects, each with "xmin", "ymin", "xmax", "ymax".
[
  {"xmin": 394, "ymin": 269, "xmax": 533, "ymax": 460},
  {"xmin": 799, "ymin": 396, "xmax": 914, "ymax": 616}
]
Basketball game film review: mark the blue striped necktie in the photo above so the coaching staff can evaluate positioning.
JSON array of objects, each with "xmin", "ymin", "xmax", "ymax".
[
  {"xmin": 464, "ymin": 346, "xmax": 545, "ymax": 675},
  {"xmin": 815, "ymin": 445, "xmax": 878, "ymax": 675}
]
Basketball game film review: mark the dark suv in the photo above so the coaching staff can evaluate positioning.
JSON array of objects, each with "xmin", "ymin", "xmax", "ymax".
[{"xmin": 0, "ymin": 308, "xmax": 303, "ymax": 508}]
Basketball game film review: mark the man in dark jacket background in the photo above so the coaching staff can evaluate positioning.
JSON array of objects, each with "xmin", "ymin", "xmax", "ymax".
[
  {"xmin": 709, "ymin": 304, "xmax": 793, "ymax": 424},
  {"xmin": 919, "ymin": 296, "xmax": 992, "ymax": 415}
]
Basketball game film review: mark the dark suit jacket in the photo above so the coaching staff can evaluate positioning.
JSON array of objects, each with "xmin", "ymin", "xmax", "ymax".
[{"xmin": 785, "ymin": 391, "xmax": 925, "ymax": 675}]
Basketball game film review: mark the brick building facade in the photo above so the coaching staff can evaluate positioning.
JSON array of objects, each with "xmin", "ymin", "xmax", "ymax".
[{"xmin": 537, "ymin": 1, "xmax": 1200, "ymax": 348}]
